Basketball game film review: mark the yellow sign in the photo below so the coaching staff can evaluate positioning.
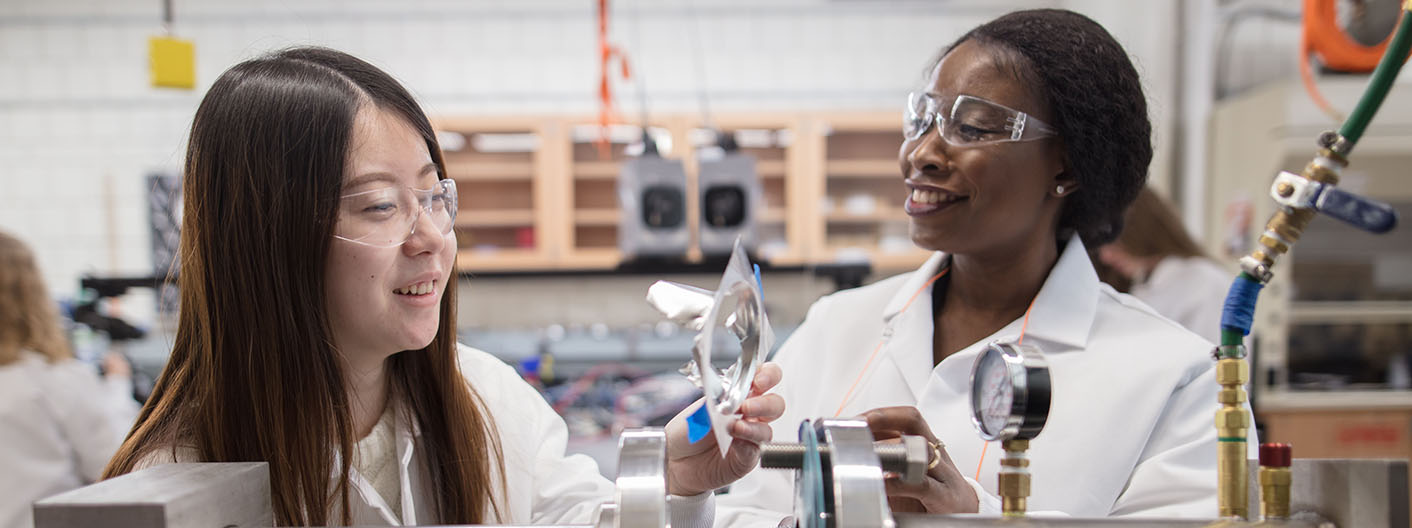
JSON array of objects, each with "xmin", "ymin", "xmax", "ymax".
[{"xmin": 149, "ymin": 36, "xmax": 195, "ymax": 89}]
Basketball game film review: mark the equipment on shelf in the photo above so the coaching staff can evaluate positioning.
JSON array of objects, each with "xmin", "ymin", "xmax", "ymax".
[
  {"xmin": 618, "ymin": 131, "xmax": 690, "ymax": 260},
  {"xmin": 698, "ymin": 131, "xmax": 762, "ymax": 257}
]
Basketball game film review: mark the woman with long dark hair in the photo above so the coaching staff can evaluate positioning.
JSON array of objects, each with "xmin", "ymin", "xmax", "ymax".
[
  {"xmin": 718, "ymin": 9, "xmax": 1249, "ymax": 522},
  {"xmin": 102, "ymin": 47, "xmax": 783, "ymax": 526}
]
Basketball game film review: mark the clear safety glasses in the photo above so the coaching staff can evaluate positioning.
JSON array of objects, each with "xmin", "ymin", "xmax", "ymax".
[
  {"xmin": 333, "ymin": 178, "xmax": 458, "ymax": 248},
  {"xmin": 904, "ymin": 92, "xmax": 1058, "ymax": 146}
]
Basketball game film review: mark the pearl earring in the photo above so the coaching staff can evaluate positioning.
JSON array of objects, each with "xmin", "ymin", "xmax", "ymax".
[{"xmin": 1056, "ymin": 184, "xmax": 1065, "ymax": 195}]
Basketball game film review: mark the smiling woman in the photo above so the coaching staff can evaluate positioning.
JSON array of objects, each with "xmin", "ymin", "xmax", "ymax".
[
  {"xmin": 717, "ymin": 9, "xmax": 1252, "ymax": 523},
  {"xmin": 98, "ymin": 47, "xmax": 786, "ymax": 527}
]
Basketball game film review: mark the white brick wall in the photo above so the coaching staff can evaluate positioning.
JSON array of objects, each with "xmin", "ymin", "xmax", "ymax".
[{"xmin": 2, "ymin": 0, "xmax": 1211, "ymax": 327}]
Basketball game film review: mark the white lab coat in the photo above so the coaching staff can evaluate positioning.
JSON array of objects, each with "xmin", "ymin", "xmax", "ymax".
[
  {"xmin": 1130, "ymin": 256, "xmax": 1232, "ymax": 345},
  {"xmin": 716, "ymin": 236, "xmax": 1256, "ymax": 526},
  {"xmin": 134, "ymin": 344, "xmax": 713, "ymax": 527},
  {"xmin": 0, "ymin": 352, "xmax": 138, "ymax": 528}
]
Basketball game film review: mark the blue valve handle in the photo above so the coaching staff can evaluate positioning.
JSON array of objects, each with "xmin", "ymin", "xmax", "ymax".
[{"xmin": 1317, "ymin": 187, "xmax": 1398, "ymax": 234}]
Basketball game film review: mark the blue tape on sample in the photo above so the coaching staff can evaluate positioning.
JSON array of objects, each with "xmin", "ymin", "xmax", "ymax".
[{"xmin": 687, "ymin": 404, "xmax": 711, "ymax": 443}]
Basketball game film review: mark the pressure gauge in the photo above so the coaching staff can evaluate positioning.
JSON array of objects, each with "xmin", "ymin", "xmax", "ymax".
[{"xmin": 969, "ymin": 342, "xmax": 1051, "ymax": 442}]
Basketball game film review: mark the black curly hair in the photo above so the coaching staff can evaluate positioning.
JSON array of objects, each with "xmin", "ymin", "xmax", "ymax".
[{"xmin": 935, "ymin": 9, "xmax": 1152, "ymax": 247}]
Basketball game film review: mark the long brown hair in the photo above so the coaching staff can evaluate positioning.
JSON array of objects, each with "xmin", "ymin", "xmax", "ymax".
[
  {"xmin": 0, "ymin": 231, "xmax": 72, "ymax": 365},
  {"xmin": 102, "ymin": 47, "xmax": 505, "ymax": 525},
  {"xmin": 1114, "ymin": 187, "xmax": 1206, "ymax": 260},
  {"xmin": 1095, "ymin": 187, "xmax": 1206, "ymax": 292}
]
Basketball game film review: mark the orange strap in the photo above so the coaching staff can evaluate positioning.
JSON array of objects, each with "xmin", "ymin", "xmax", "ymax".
[
  {"xmin": 596, "ymin": 0, "xmax": 632, "ymax": 159},
  {"xmin": 826, "ymin": 265, "xmax": 1041, "ymax": 482},
  {"xmin": 830, "ymin": 269, "xmax": 949, "ymax": 417}
]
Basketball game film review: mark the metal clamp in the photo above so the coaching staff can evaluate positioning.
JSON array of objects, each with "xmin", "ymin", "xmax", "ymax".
[
  {"xmin": 772, "ymin": 418, "xmax": 897, "ymax": 528},
  {"xmin": 597, "ymin": 428, "xmax": 669, "ymax": 528}
]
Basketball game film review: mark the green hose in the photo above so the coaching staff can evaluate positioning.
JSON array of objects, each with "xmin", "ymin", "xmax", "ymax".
[{"xmin": 1339, "ymin": 8, "xmax": 1412, "ymax": 146}]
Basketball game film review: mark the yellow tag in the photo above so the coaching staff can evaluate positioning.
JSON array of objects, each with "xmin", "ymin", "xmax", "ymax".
[{"xmin": 149, "ymin": 36, "xmax": 195, "ymax": 89}]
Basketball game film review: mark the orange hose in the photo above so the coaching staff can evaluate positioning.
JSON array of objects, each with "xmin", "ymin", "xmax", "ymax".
[{"xmin": 1300, "ymin": 0, "xmax": 1412, "ymax": 122}]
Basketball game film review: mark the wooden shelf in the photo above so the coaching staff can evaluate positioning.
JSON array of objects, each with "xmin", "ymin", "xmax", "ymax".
[
  {"xmin": 457, "ymin": 210, "xmax": 535, "ymax": 227},
  {"xmin": 826, "ymin": 159, "xmax": 899, "ymax": 178},
  {"xmin": 575, "ymin": 159, "xmax": 787, "ymax": 180},
  {"xmin": 561, "ymin": 248, "xmax": 622, "ymax": 268},
  {"xmin": 456, "ymin": 249, "xmax": 547, "ymax": 272},
  {"xmin": 431, "ymin": 111, "xmax": 911, "ymax": 279},
  {"xmin": 821, "ymin": 247, "xmax": 932, "ymax": 272},
  {"xmin": 575, "ymin": 208, "xmax": 619, "ymax": 226},
  {"xmin": 825, "ymin": 211, "xmax": 908, "ymax": 223},
  {"xmin": 445, "ymin": 161, "xmax": 534, "ymax": 180},
  {"xmin": 573, "ymin": 161, "xmax": 620, "ymax": 179},
  {"xmin": 756, "ymin": 159, "xmax": 786, "ymax": 176}
]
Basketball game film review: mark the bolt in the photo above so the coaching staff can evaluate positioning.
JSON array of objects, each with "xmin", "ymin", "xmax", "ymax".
[{"xmin": 761, "ymin": 436, "xmax": 930, "ymax": 485}]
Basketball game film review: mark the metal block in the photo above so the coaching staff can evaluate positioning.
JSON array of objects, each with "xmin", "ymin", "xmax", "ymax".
[
  {"xmin": 33, "ymin": 462, "xmax": 271, "ymax": 528},
  {"xmin": 1247, "ymin": 458, "xmax": 1409, "ymax": 528}
]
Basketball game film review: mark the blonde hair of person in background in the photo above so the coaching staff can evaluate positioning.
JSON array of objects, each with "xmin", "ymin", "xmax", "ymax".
[
  {"xmin": 0, "ymin": 230, "xmax": 72, "ymax": 365},
  {"xmin": 0, "ymin": 230, "xmax": 139, "ymax": 528},
  {"xmin": 1097, "ymin": 187, "xmax": 1231, "ymax": 343}
]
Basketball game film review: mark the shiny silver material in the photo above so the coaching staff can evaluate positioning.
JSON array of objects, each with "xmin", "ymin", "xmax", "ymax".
[
  {"xmin": 894, "ymin": 515, "xmax": 1325, "ymax": 527},
  {"xmin": 646, "ymin": 238, "xmax": 772, "ymax": 456},
  {"xmin": 813, "ymin": 419, "xmax": 896, "ymax": 528},
  {"xmin": 646, "ymin": 281, "xmax": 715, "ymax": 332},
  {"xmin": 613, "ymin": 428, "xmax": 669, "ymax": 528},
  {"xmin": 969, "ymin": 342, "xmax": 1051, "ymax": 442},
  {"xmin": 33, "ymin": 462, "xmax": 271, "ymax": 528},
  {"xmin": 759, "ymin": 437, "xmax": 929, "ymax": 486},
  {"xmin": 1271, "ymin": 171, "xmax": 1323, "ymax": 210},
  {"xmin": 1238, "ymin": 256, "xmax": 1274, "ymax": 284}
]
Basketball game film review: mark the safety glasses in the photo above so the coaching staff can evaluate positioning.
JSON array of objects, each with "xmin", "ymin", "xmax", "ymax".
[
  {"xmin": 904, "ymin": 92, "xmax": 1058, "ymax": 147},
  {"xmin": 333, "ymin": 178, "xmax": 457, "ymax": 248}
]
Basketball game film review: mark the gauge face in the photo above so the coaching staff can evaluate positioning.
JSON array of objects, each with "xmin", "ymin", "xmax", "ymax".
[{"xmin": 971, "ymin": 347, "xmax": 1015, "ymax": 439}]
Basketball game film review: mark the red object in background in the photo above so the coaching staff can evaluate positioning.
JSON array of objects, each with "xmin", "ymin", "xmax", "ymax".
[
  {"xmin": 1259, "ymin": 443, "xmax": 1293, "ymax": 468},
  {"xmin": 516, "ymin": 227, "xmax": 535, "ymax": 249},
  {"xmin": 1335, "ymin": 424, "xmax": 1403, "ymax": 445}
]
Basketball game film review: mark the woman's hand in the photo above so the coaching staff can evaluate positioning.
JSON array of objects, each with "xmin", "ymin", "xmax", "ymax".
[
  {"xmin": 663, "ymin": 362, "xmax": 785, "ymax": 496},
  {"xmin": 861, "ymin": 406, "xmax": 979, "ymax": 514}
]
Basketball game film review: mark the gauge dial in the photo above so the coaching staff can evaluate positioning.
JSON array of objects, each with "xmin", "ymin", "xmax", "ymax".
[
  {"xmin": 969, "ymin": 342, "xmax": 1051, "ymax": 442},
  {"xmin": 974, "ymin": 350, "xmax": 1013, "ymax": 438}
]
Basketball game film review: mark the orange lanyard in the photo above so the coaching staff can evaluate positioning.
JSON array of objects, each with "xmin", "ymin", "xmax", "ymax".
[{"xmin": 827, "ymin": 266, "xmax": 1038, "ymax": 481}]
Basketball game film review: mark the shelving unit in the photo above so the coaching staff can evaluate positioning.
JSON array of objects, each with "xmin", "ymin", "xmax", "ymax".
[
  {"xmin": 433, "ymin": 117, "xmax": 556, "ymax": 272},
  {"xmin": 430, "ymin": 112, "xmax": 923, "ymax": 274},
  {"xmin": 813, "ymin": 113, "xmax": 932, "ymax": 273}
]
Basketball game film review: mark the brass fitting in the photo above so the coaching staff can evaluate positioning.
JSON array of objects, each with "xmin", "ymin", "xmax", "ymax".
[
  {"xmin": 1259, "ymin": 443, "xmax": 1294, "ymax": 521},
  {"xmin": 1215, "ymin": 359, "xmax": 1249, "ymax": 385},
  {"xmin": 999, "ymin": 439, "xmax": 1031, "ymax": 518},
  {"xmin": 1244, "ymin": 154, "xmax": 1343, "ymax": 281},
  {"xmin": 1216, "ymin": 358, "xmax": 1250, "ymax": 520},
  {"xmin": 1260, "ymin": 467, "xmax": 1293, "ymax": 520}
]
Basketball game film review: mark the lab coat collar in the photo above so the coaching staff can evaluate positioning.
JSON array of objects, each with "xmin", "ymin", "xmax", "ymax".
[
  {"xmin": 881, "ymin": 251, "xmax": 948, "ymax": 321},
  {"xmin": 1019, "ymin": 234, "xmax": 1099, "ymax": 351},
  {"xmin": 880, "ymin": 234, "xmax": 1098, "ymax": 351},
  {"xmin": 334, "ymin": 400, "xmax": 427, "ymax": 526}
]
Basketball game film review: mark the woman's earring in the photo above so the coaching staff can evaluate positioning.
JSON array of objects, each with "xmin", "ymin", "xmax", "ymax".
[{"xmin": 1055, "ymin": 184, "xmax": 1066, "ymax": 195}]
